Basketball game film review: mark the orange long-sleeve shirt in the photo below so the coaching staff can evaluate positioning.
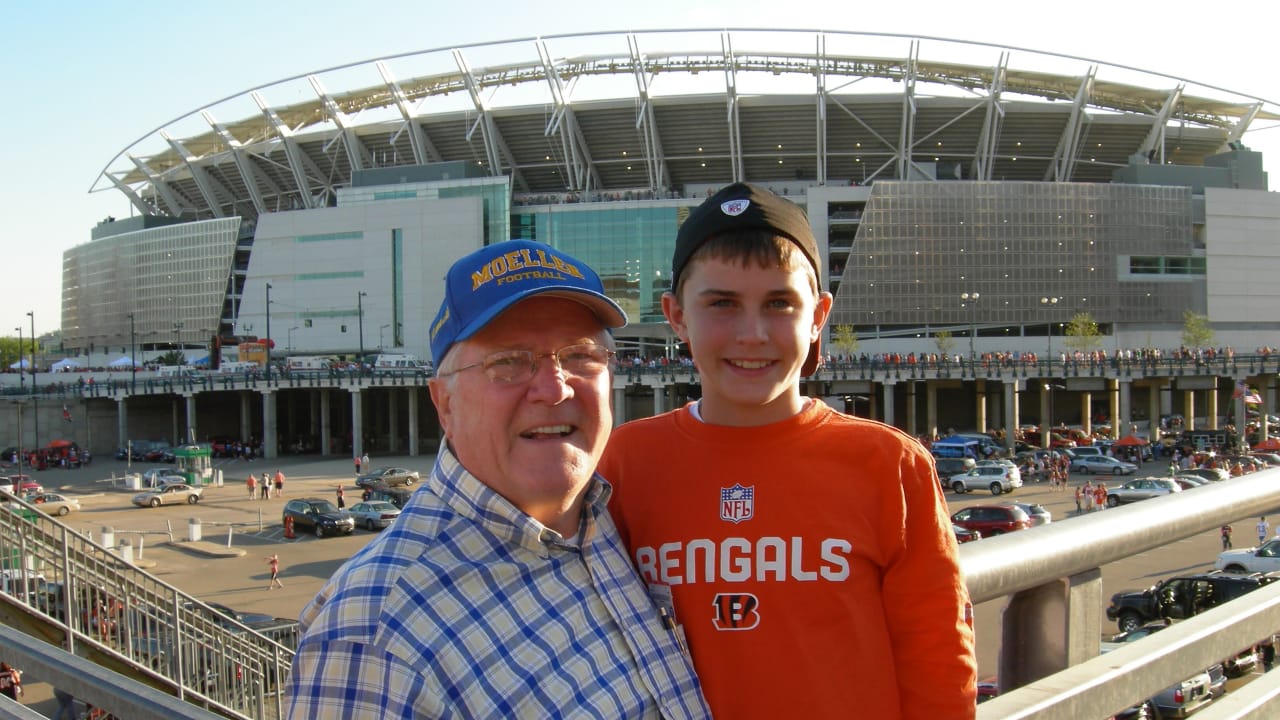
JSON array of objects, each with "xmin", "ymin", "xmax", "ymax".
[{"xmin": 598, "ymin": 399, "xmax": 977, "ymax": 719}]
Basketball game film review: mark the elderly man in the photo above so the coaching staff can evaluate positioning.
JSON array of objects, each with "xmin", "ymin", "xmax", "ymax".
[{"xmin": 286, "ymin": 240, "xmax": 709, "ymax": 719}]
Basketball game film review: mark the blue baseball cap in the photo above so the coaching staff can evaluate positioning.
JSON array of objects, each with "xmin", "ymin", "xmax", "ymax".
[{"xmin": 429, "ymin": 240, "xmax": 627, "ymax": 364}]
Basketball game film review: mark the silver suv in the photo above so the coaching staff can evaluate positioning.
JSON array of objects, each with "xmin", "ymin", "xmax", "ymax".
[{"xmin": 948, "ymin": 465, "xmax": 1022, "ymax": 495}]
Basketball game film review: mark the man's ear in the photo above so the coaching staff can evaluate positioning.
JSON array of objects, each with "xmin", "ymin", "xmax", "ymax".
[{"xmin": 428, "ymin": 379, "xmax": 453, "ymax": 439}]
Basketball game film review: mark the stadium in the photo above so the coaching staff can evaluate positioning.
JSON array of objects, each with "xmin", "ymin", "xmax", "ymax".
[{"xmin": 64, "ymin": 28, "xmax": 1280, "ymax": 366}]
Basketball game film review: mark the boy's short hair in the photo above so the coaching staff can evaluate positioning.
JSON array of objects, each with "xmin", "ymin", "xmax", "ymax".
[{"xmin": 672, "ymin": 182, "xmax": 825, "ymax": 376}]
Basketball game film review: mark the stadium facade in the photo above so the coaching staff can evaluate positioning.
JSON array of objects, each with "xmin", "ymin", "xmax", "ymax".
[{"xmin": 65, "ymin": 29, "xmax": 1280, "ymax": 366}]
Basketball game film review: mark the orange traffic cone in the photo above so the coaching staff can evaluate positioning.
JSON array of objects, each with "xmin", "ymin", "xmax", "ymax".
[{"xmin": 284, "ymin": 514, "xmax": 295, "ymax": 539}]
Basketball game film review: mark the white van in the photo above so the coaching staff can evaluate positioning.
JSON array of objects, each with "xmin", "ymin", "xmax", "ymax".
[
  {"xmin": 215, "ymin": 361, "xmax": 261, "ymax": 375},
  {"xmin": 373, "ymin": 354, "xmax": 425, "ymax": 375},
  {"xmin": 157, "ymin": 365, "xmax": 202, "ymax": 380},
  {"xmin": 286, "ymin": 356, "xmax": 332, "ymax": 374}
]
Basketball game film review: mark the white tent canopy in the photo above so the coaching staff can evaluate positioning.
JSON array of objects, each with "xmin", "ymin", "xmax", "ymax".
[
  {"xmin": 108, "ymin": 356, "xmax": 140, "ymax": 368},
  {"xmin": 8, "ymin": 359, "xmax": 29, "ymax": 369},
  {"xmin": 50, "ymin": 358, "xmax": 82, "ymax": 371}
]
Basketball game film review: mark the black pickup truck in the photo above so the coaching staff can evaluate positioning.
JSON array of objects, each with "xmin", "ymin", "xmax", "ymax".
[{"xmin": 1106, "ymin": 571, "xmax": 1278, "ymax": 632}]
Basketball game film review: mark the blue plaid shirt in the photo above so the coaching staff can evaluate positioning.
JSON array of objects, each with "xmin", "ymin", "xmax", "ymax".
[{"xmin": 286, "ymin": 445, "xmax": 709, "ymax": 719}]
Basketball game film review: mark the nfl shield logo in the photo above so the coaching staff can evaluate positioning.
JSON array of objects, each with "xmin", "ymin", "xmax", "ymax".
[
  {"xmin": 720, "ymin": 199, "xmax": 751, "ymax": 216},
  {"xmin": 720, "ymin": 484, "xmax": 755, "ymax": 524}
]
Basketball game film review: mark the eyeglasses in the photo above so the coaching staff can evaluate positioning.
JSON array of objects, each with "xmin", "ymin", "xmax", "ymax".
[{"xmin": 437, "ymin": 343, "xmax": 616, "ymax": 385}]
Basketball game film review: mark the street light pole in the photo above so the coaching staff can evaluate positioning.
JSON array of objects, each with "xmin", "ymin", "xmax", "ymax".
[
  {"xmin": 128, "ymin": 313, "xmax": 137, "ymax": 393},
  {"xmin": 15, "ymin": 326, "xmax": 23, "ymax": 391},
  {"xmin": 265, "ymin": 283, "xmax": 273, "ymax": 379},
  {"xmin": 960, "ymin": 292, "xmax": 980, "ymax": 365},
  {"xmin": 27, "ymin": 310, "xmax": 37, "ymax": 452},
  {"xmin": 1041, "ymin": 296, "xmax": 1060, "ymax": 375},
  {"xmin": 357, "ymin": 291, "xmax": 367, "ymax": 368}
]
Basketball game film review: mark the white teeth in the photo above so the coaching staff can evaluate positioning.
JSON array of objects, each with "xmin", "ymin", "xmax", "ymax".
[
  {"xmin": 524, "ymin": 424, "xmax": 572, "ymax": 436},
  {"xmin": 730, "ymin": 360, "xmax": 770, "ymax": 369}
]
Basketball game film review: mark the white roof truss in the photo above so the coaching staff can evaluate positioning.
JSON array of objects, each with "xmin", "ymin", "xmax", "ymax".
[
  {"xmin": 160, "ymin": 131, "xmax": 229, "ymax": 218},
  {"xmin": 1046, "ymin": 66, "xmax": 1097, "ymax": 182},
  {"xmin": 629, "ymin": 34, "xmax": 669, "ymax": 192},
  {"xmin": 1137, "ymin": 85, "xmax": 1186, "ymax": 164},
  {"xmin": 722, "ymin": 32, "xmax": 743, "ymax": 183},
  {"xmin": 973, "ymin": 51, "xmax": 1009, "ymax": 181},
  {"xmin": 538, "ymin": 38, "xmax": 599, "ymax": 193},
  {"xmin": 309, "ymin": 75, "xmax": 370, "ymax": 173},
  {"xmin": 202, "ymin": 110, "xmax": 270, "ymax": 214},
  {"xmin": 376, "ymin": 61, "xmax": 442, "ymax": 166}
]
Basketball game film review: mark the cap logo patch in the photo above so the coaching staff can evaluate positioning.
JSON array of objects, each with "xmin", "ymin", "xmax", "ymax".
[
  {"xmin": 720, "ymin": 199, "xmax": 751, "ymax": 216},
  {"xmin": 470, "ymin": 247, "xmax": 585, "ymax": 291}
]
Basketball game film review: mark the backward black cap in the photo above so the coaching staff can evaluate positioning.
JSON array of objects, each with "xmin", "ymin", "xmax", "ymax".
[
  {"xmin": 671, "ymin": 182, "xmax": 825, "ymax": 376},
  {"xmin": 672, "ymin": 182, "xmax": 822, "ymax": 291}
]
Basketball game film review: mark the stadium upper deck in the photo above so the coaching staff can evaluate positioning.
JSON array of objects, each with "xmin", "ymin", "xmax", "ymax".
[{"xmin": 92, "ymin": 29, "xmax": 1280, "ymax": 223}]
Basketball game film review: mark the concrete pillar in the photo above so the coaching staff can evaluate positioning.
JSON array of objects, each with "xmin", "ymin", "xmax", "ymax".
[
  {"xmin": 1148, "ymin": 383, "xmax": 1163, "ymax": 444},
  {"xmin": 350, "ymin": 389, "xmax": 364, "ymax": 460},
  {"xmin": 1004, "ymin": 379, "xmax": 1020, "ymax": 455},
  {"xmin": 1207, "ymin": 378, "xmax": 1220, "ymax": 430},
  {"xmin": 187, "ymin": 518, "xmax": 202, "ymax": 542},
  {"xmin": 171, "ymin": 398, "xmax": 181, "ymax": 448},
  {"xmin": 926, "ymin": 382, "xmax": 938, "ymax": 439},
  {"xmin": 614, "ymin": 386, "xmax": 627, "ymax": 426},
  {"xmin": 1115, "ymin": 379, "xmax": 1129, "ymax": 440},
  {"xmin": 881, "ymin": 381, "xmax": 896, "ymax": 428},
  {"xmin": 653, "ymin": 384, "xmax": 666, "ymax": 415},
  {"xmin": 116, "ymin": 398, "xmax": 127, "ymax": 449},
  {"xmin": 906, "ymin": 381, "xmax": 917, "ymax": 436},
  {"xmin": 1184, "ymin": 390, "xmax": 1196, "ymax": 431},
  {"xmin": 408, "ymin": 389, "xmax": 420, "ymax": 456},
  {"xmin": 999, "ymin": 568, "xmax": 1103, "ymax": 690},
  {"xmin": 389, "ymin": 391, "xmax": 401, "ymax": 453},
  {"xmin": 262, "ymin": 390, "xmax": 278, "ymax": 459},
  {"xmin": 974, "ymin": 379, "xmax": 987, "ymax": 433},
  {"xmin": 239, "ymin": 393, "xmax": 252, "ymax": 443},
  {"xmin": 184, "ymin": 394, "xmax": 197, "ymax": 444},
  {"xmin": 1040, "ymin": 383, "xmax": 1052, "ymax": 449},
  {"xmin": 1080, "ymin": 393, "xmax": 1092, "ymax": 435},
  {"xmin": 321, "ymin": 390, "xmax": 332, "ymax": 456}
]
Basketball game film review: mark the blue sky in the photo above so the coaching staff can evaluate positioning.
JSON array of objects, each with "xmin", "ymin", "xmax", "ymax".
[{"xmin": 3, "ymin": 0, "xmax": 1276, "ymax": 337}]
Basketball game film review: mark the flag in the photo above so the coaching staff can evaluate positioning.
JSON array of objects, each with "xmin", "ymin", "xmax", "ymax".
[
  {"xmin": 62, "ymin": 405, "xmax": 72, "ymax": 423},
  {"xmin": 1234, "ymin": 381, "xmax": 1263, "ymax": 405}
]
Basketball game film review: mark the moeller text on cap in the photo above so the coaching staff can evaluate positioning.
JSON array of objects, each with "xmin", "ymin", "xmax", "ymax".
[{"xmin": 471, "ymin": 248, "xmax": 585, "ymax": 290}]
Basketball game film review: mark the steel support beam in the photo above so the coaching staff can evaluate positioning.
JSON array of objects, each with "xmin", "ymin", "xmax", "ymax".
[
  {"xmin": 974, "ymin": 52, "xmax": 1009, "ymax": 181},
  {"xmin": 1045, "ymin": 67, "xmax": 1096, "ymax": 182},
  {"xmin": 538, "ymin": 39, "xmax": 599, "ymax": 193},
  {"xmin": 1227, "ymin": 102, "xmax": 1263, "ymax": 146},
  {"xmin": 104, "ymin": 172, "xmax": 157, "ymax": 217},
  {"xmin": 160, "ymin": 131, "xmax": 229, "ymax": 218},
  {"xmin": 252, "ymin": 90, "xmax": 331, "ymax": 209},
  {"xmin": 128, "ymin": 155, "xmax": 186, "ymax": 217},
  {"xmin": 897, "ymin": 41, "xmax": 919, "ymax": 180},
  {"xmin": 722, "ymin": 32, "xmax": 744, "ymax": 183},
  {"xmin": 202, "ymin": 111, "xmax": 270, "ymax": 214},
  {"xmin": 815, "ymin": 33, "xmax": 828, "ymax": 185},
  {"xmin": 629, "ymin": 34, "xmax": 669, "ymax": 192},
  {"xmin": 310, "ymin": 75, "xmax": 370, "ymax": 172},
  {"xmin": 377, "ymin": 61, "xmax": 442, "ymax": 166},
  {"xmin": 1137, "ymin": 85, "xmax": 1185, "ymax": 164},
  {"xmin": 455, "ymin": 48, "xmax": 529, "ymax": 191}
]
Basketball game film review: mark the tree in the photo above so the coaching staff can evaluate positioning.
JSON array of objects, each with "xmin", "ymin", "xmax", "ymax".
[
  {"xmin": 156, "ymin": 350, "xmax": 187, "ymax": 366},
  {"xmin": 934, "ymin": 330, "xmax": 956, "ymax": 358},
  {"xmin": 1182, "ymin": 310, "xmax": 1214, "ymax": 349},
  {"xmin": 830, "ymin": 324, "xmax": 859, "ymax": 360},
  {"xmin": 1062, "ymin": 312, "xmax": 1103, "ymax": 352}
]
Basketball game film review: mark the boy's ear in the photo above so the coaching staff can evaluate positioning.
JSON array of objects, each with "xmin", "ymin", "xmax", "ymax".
[
  {"xmin": 661, "ymin": 292, "xmax": 691, "ymax": 344},
  {"xmin": 811, "ymin": 291, "xmax": 834, "ymax": 342}
]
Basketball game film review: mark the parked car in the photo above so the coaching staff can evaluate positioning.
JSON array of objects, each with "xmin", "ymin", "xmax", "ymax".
[
  {"xmin": 1176, "ymin": 467, "xmax": 1230, "ymax": 483},
  {"xmin": 933, "ymin": 456, "xmax": 977, "ymax": 489},
  {"xmin": 1215, "ymin": 538, "xmax": 1280, "ymax": 574},
  {"xmin": 950, "ymin": 504, "xmax": 1032, "ymax": 537},
  {"xmin": 952, "ymin": 524, "xmax": 982, "ymax": 544},
  {"xmin": 3, "ymin": 476, "xmax": 43, "ymax": 495},
  {"xmin": 1172, "ymin": 476, "xmax": 1209, "ymax": 490},
  {"xmin": 19, "ymin": 492, "xmax": 80, "ymax": 517},
  {"xmin": 1008, "ymin": 502, "xmax": 1051, "ymax": 526},
  {"xmin": 132, "ymin": 482, "xmax": 203, "ymax": 507},
  {"xmin": 346, "ymin": 501, "xmax": 402, "ymax": 531},
  {"xmin": 1105, "ymin": 478, "xmax": 1181, "ymax": 507},
  {"xmin": 947, "ymin": 465, "xmax": 1023, "ymax": 495},
  {"xmin": 1070, "ymin": 456, "xmax": 1138, "ymax": 475},
  {"xmin": 355, "ymin": 467, "xmax": 420, "ymax": 488},
  {"xmin": 283, "ymin": 498, "xmax": 355, "ymax": 537},
  {"xmin": 1106, "ymin": 571, "xmax": 1280, "ymax": 632},
  {"xmin": 364, "ymin": 483, "xmax": 415, "ymax": 510},
  {"xmin": 139, "ymin": 468, "xmax": 186, "ymax": 488}
]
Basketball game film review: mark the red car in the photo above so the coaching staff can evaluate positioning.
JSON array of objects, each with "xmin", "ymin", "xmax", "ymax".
[{"xmin": 950, "ymin": 504, "xmax": 1032, "ymax": 537}]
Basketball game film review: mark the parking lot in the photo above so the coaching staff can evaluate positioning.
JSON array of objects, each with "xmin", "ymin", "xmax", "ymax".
[{"xmin": 8, "ymin": 453, "xmax": 1280, "ymax": 713}]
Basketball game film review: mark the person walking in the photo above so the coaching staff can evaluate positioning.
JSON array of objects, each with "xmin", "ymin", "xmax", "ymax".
[
  {"xmin": 247, "ymin": 473, "xmax": 257, "ymax": 500},
  {"xmin": 260, "ymin": 476, "xmax": 270, "ymax": 500},
  {"xmin": 335, "ymin": 484, "xmax": 345, "ymax": 509},
  {"xmin": 274, "ymin": 469, "xmax": 285, "ymax": 498},
  {"xmin": 360, "ymin": 453, "xmax": 370, "ymax": 474},
  {"xmin": 354, "ymin": 455, "xmax": 361, "ymax": 478},
  {"xmin": 266, "ymin": 553, "xmax": 284, "ymax": 590},
  {"xmin": 1258, "ymin": 516, "xmax": 1270, "ymax": 545},
  {"xmin": 0, "ymin": 662, "xmax": 22, "ymax": 701},
  {"xmin": 1221, "ymin": 524, "xmax": 1233, "ymax": 550}
]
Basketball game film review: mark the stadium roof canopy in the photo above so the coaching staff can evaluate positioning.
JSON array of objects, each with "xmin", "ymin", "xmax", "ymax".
[{"xmin": 94, "ymin": 29, "xmax": 1280, "ymax": 223}]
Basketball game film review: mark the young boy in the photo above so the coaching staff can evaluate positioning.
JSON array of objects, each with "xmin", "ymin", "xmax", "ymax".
[{"xmin": 599, "ymin": 183, "xmax": 977, "ymax": 719}]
